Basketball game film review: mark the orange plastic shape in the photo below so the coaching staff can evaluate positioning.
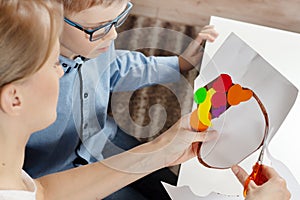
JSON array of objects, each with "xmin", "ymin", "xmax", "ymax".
[{"xmin": 190, "ymin": 109, "xmax": 211, "ymax": 132}]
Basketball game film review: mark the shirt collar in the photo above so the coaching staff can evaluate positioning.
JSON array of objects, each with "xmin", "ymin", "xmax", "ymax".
[{"xmin": 59, "ymin": 55, "xmax": 88, "ymax": 73}]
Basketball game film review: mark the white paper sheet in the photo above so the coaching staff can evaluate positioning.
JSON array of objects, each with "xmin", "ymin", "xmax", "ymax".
[
  {"xmin": 164, "ymin": 16, "xmax": 300, "ymax": 200},
  {"xmin": 162, "ymin": 182, "xmax": 243, "ymax": 200}
]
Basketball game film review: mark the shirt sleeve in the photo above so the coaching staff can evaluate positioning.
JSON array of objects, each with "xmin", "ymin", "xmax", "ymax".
[{"xmin": 110, "ymin": 49, "xmax": 180, "ymax": 92}]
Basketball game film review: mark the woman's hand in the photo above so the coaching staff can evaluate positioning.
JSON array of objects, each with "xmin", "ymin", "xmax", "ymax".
[
  {"xmin": 151, "ymin": 114, "xmax": 217, "ymax": 167},
  {"xmin": 101, "ymin": 114, "xmax": 217, "ymax": 174},
  {"xmin": 232, "ymin": 165, "xmax": 291, "ymax": 200}
]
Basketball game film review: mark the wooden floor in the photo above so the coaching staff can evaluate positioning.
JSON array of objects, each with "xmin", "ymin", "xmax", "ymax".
[{"xmin": 131, "ymin": 0, "xmax": 300, "ymax": 33}]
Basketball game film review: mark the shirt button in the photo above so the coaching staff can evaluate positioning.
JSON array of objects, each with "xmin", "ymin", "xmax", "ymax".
[
  {"xmin": 84, "ymin": 93, "xmax": 88, "ymax": 98},
  {"xmin": 83, "ymin": 123, "xmax": 88, "ymax": 129}
]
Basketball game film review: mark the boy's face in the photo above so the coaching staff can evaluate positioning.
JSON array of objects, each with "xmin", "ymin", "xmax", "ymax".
[{"xmin": 60, "ymin": 2, "xmax": 128, "ymax": 59}]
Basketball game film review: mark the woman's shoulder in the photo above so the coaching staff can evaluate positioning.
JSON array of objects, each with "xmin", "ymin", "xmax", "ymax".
[{"xmin": 0, "ymin": 170, "xmax": 36, "ymax": 200}]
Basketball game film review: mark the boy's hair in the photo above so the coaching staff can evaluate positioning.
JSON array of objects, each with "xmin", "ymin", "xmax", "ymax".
[
  {"xmin": 55, "ymin": 0, "xmax": 128, "ymax": 15},
  {"xmin": 0, "ymin": 0, "xmax": 63, "ymax": 87}
]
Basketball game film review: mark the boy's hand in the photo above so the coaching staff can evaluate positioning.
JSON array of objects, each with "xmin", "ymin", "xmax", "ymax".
[{"xmin": 179, "ymin": 25, "xmax": 218, "ymax": 72}]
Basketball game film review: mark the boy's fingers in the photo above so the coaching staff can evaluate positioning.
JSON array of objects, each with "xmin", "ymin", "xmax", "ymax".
[
  {"xmin": 231, "ymin": 165, "xmax": 249, "ymax": 185},
  {"xmin": 199, "ymin": 28, "xmax": 219, "ymax": 37},
  {"xmin": 186, "ymin": 29, "xmax": 218, "ymax": 52},
  {"xmin": 201, "ymin": 25, "xmax": 215, "ymax": 30},
  {"xmin": 196, "ymin": 32, "xmax": 218, "ymax": 43},
  {"xmin": 186, "ymin": 25, "xmax": 218, "ymax": 50}
]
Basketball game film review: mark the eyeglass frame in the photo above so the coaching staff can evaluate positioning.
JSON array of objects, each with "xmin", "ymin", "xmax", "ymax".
[{"xmin": 64, "ymin": 2, "xmax": 133, "ymax": 42}]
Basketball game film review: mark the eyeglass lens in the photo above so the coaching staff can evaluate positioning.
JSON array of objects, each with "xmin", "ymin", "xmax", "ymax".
[{"xmin": 91, "ymin": 9, "xmax": 130, "ymax": 41}]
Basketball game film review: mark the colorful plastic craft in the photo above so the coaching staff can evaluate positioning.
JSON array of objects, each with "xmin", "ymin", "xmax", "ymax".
[{"xmin": 190, "ymin": 74, "xmax": 253, "ymax": 131}]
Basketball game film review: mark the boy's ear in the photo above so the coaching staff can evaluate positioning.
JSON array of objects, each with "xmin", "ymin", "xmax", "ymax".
[{"xmin": 0, "ymin": 84, "xmax": 22, "ymax": 116}]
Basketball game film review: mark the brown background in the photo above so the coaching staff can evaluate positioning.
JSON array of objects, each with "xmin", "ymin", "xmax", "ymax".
[{"xmin": 131, "ymin": 0, "xmax": 300, "ymax": 33}]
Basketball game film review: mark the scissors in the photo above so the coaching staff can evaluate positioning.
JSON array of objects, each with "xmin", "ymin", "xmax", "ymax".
[{"xmin": 243, "ymin": 127, "xmax": 270, "ymax": 197}]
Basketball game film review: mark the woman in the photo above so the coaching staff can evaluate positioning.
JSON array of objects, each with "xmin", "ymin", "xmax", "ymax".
[
  {"xmin": 0, "ymin": 0, "xmax": 63, "ymax": 199},
  {"xmin": 0, "ymin": 0, "xmax": 290, "ymax": 199},
  {"xmin": 0, "ymin": 0, "xmax": 215, "ymax": 199}
]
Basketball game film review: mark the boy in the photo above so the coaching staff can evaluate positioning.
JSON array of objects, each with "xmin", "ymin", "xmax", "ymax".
[{"xmin": 24, "ymin": 0, "xmax": 218, "ymax": 199}]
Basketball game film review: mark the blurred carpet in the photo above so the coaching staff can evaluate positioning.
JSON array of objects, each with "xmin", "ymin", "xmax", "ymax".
[{"xmin": 111, "ymin": 15, "xmax": 204, "ymax": 141}]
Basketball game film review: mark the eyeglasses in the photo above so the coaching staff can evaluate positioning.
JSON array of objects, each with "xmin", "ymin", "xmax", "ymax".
[{"xmin": 64, "ymin": 2, "xmax": 133, "ymax": 42}]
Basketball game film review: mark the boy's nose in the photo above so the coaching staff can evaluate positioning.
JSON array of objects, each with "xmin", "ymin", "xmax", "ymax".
[{"xmin": 106, "ymin": 26, "xmax": 118, "ymax": 41}]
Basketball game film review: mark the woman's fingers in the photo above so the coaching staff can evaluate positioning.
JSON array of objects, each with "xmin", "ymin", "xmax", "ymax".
[
  {"xmin": 191, "ymin": 130, "xmax": 218, "ymax": 142},
  {"xmin": 179, "ymin": 114, "xmax": 193, "ymax": 130},
  {"xmin": 178, "ymin": 114, "xmax": 218, "ymax": 143},
  {"xmin": 262, "ymin": 165, "xmax": 279, "ymax": 179},
  {"xmin": 231, "ymin": 165, "xmax": 249, "ymax": 185}
]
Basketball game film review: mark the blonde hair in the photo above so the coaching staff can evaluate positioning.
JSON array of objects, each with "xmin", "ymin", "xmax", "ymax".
[
  {"xmin": 0, "ymin": 0, "xmax": 63, "ymax": 87},
  {"xmin": 55, "ymin": 0, "xmax": 128, "ymax": 15}
]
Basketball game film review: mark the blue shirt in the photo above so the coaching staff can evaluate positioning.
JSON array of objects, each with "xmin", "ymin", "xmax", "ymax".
[{"xmin": 24, "ymin": 43, "xmax": 180, "ymax": 178}]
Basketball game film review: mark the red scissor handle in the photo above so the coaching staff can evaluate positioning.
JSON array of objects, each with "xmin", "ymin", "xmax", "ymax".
[{"xmin": 243, "ymin": 163, "xmax": 267, "ymax": 197}]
